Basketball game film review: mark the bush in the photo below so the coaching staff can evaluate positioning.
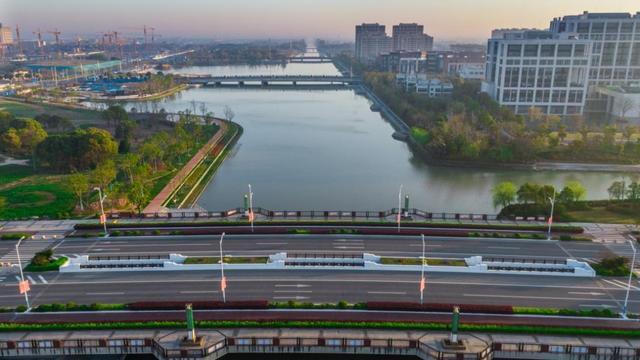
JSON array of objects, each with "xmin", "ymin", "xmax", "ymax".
[
  {"xmin": 0, "ymin": 233, "xmax": 30, "ymax": 240},
  {"xmin": 127, "ymin": 300, "xmax": 269, "ymax": 311},
  {"xmin": 366, "ymin": 302, "xmax": 513, "ymax": 314},
  {"xmin": 24, "ymin": 256, "xmax": 68, "ymax": 272},
  {"xmin": 592, "ymin": 256, "xmax": 630, "ymax": 277},
  {"xmin": 15, "ymin": 305, "xmax": 27, "ymax": 313}
]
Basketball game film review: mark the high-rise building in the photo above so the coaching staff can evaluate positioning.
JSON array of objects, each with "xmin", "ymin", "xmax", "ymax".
[
  {"xmin": 0, "ymin": 23, "xmax": 13, "ymax": 45},
  {"xmin": 392, "ymin": 23, "xmax": 433, "ymax": 52},
  {"xmin": 482, "ymin": 29, "xmax": 591, "ymax": 116},
  {"xmin": 355, "ymin": 23, "xmax": 392, "ymax": 63},
  {"xmin": 549, "ymin": 12, "xmax": 640, "ymax": 119}
]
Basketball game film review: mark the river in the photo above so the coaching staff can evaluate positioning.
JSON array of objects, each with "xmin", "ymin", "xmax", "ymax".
[{"xmin": 123, "ymin": 61, "xmax": 629, "ymax": 214}]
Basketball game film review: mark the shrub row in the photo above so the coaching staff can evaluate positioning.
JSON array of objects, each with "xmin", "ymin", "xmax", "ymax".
[
  {"xmin": 24, "ymin": 257, "xmax": 68, "ymax": 272},
  {"xmin": 0, "ymin": 233, "xmax": 30, "ymax": 240},
  {"xmin": 34, "ymin": 303, "xmax": 126, "ymax": 312},
  {"xmin": 366, "ymin": 302, "xmax": 514, "ymax": 314},
  {"xmin": 514, "ymin": 307, "xmax": 616, "ymax": 318},
  {"xmin": 127, "ymin": 300, "xmax": 269, "ymax": 311}
]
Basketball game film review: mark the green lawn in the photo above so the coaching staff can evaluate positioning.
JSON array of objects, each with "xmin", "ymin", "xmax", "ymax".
[
  {"xmin": 0, "ymin": 182, "xmax": 75, "ymax": 219},
  {"xmin": 566, "ymin": 206, "xmax": 640, "ymax": 225},
  {"xmin": 0, "ymin": 99, "xmax": 103, "ymax": 128},
  {"xmin": 0, "ymin": 165, "xmax": 34, "ymax": 186},
  {"xmin": 24, "ymin": 257, "xmax": 68, "ymax": 272}
]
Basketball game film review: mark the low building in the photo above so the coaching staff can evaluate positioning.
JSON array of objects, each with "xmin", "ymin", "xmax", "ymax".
[
  {"xmin": 456, "ymin": 63, "xmax": 485, "ymax": 80},
  {"xmin": 596, "ymin": 85, "xmax": 640, "ymax": 123},
  {"xmin": 416, "ymin": 78, "xmax": 454, "ymax": 97},
  {"xmin": 25, "ymin": 60, "xmax": 122, "ymax": 78}
]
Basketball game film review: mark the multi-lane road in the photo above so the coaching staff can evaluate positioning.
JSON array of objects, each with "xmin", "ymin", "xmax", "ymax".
[{"xmin": 0, "ymin": 234, "xmax": 638, "ymax": 311}]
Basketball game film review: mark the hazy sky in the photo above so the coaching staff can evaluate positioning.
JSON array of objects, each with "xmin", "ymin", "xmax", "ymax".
[{"xmin": 2, "ymin": 0, "xmax": 639, "ymax": 42}]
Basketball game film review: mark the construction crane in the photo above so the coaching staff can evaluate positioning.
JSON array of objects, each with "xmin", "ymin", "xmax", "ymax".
[
  {"xmin": 15, "ymin": 25, "xmax": 23, "ymax": 53},
  {"xmin": 33, "ymin": 29, "xmax": 43, "ymax": 48},
  {"xmin": 47, "ymin": 29, "xmax": 62, "ymax": 45}
]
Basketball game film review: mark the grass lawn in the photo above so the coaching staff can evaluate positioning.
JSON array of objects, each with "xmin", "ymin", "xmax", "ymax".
[
  {"xmin": 0, "ymin": 181, "xmax": 75, "ymax": 219},
  {"xmin": 184, "ymin": 256, "xmax": 269, "ymax": 264},
  {"xmin": 379, "ymin": 257, "xmax": 466, "ymax": 266},
  {"xmin": 566, "ymin": 206, "xmax": 640, "ymax": 225},
  {"xmin": 0, "ymin": 98, "xmax": 103, "ymax": 128},
  {"xmin": 0, "ymin": 165, "xmax": 34, "ymax": 186},
  {"xmin": 24, "ymin": 257, "xmax": 68, "ymax": 272}
]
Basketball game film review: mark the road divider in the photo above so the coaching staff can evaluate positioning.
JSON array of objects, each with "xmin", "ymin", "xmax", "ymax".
[{"xmin": 59, "ymin": 252, "xmax": 595, "ymax": 277}]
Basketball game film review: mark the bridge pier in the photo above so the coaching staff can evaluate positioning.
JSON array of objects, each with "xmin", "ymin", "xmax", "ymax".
[
  {"xmin": 238, "ymin": 81, "xmax": 244, "ymax": 86},
  {"xmin": 262, "ymin": 80, "xmax": 269, "ymax": 86}
]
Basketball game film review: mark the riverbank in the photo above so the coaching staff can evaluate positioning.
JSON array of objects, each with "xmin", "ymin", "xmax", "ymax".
[{"xmin": 99, "ymin": 83, "xmax": 189, "ymax": 102}]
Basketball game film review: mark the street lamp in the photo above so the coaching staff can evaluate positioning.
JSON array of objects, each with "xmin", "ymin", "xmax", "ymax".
[
  {"xmin": 248, "ymin": 184, "xmax": 254, "ymax": 233},
  {"xmin": 93, "ymin": 187, "xmax": 108, "ymax": 236},
  {"xmin": 219, "ymin": 232, "xmax": 227, "ymax": 303},
  {"xmin": 420, "ymin": 234, "xmax": 426, "ymax": 305},
  {"xmin": 622, "ymin": 239, "xmax": 636, "ymax": 319},
  {"xmin": 397, "ymin": 185, "xmax": 403, "ymax": 233},
  {"xmin": 547, "ymin": 191, "xmax": 556, "ymax": 241},
  {"xmin": 15, "ymin": 236, "xmax": 31, "ymax": 310}
]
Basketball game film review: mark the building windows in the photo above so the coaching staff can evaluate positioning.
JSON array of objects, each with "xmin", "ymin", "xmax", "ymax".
[
  {"xmin": 629, "ymin": 69, "xmax": 640, "ymax": 80},
  {"xmin": 503, "ymin": 89, "xmax": 518, "ymax": 102},
  {"xmin": 577, "ymin": 23, "xmax": 590, "ymax": 34},
  {"xmin": 553, "ymin": 67, "xmax": 569, "ymax": 87},
  {"xmin": 540, "ymin": 45, "xmax": 555, "ymax": 57},
  {"xmin": 573, "ymin": 44, "xmax": 586, "ymax": 57},
  {"xmin": 631, "ymin": 43, "xmax": 640, "ymax": 66},
  {"xmin": 616, "ymin": 43, "xmax": 631, "ymax": 65},
  {"xmin": 614, "ymin": 69, "xmax": 627, "ymax": 80},
  {"xmin": 557, "ymin": 45, "xmax": 573, "ymax": 57},
  {"xmin": 507, "ymin": 44, "xmax": 522, "ymax": 57},
  {"xmin": 535, "ymin": 89, "xmax": 550, "ymax": 102},
  {"xmin": 524, "ymin": 44, "xmax": 539, "ymax": 57},
  {"xmin": 606, "ymin": 22, "xmax": 620, "ymax": 33},
  {"xmin": 589, "ymin": 69, "xmax": 599, "ymax": 80},
  {"xmin": 591, "ymin": 23, "xmax": 604, "ymax": 33},
  {"xmin": 505, "ymin": 67, "xmax": 520, "ymax": 87},
  {"xmin": 601, "ymin": 43, "xmax": 617, "ymax": 66},
  {"xmin": 550, "ymin": 105, "xmax": 565, "ymax": 114},
  {"xmin": 599, "ymin": 68, "xmax": 612, "ymax": 80},
  {"xmin": 519, "ymin": 89, "xmax": 534, "ymax": 103},
  {"xmin": 537, "ymin": 68, "xmax": 553, "ymax": 87},
  {"xmin": 521, "ymin": 67, "xmax": 536, "ymax": 87},
  {"xmin": 568, "ymin": 90, "xmax": 583, "ymax": 103},
  {"xmin": 552, "ymin": 90, "xmax": 567, "ymax": 103},
  {"xmin": 570, "ymin": 67, "xmax": 586, "ymax": 87},
  {"xmin": 621, "ymin": 23, "xmax": 634, "ymax": 33}
]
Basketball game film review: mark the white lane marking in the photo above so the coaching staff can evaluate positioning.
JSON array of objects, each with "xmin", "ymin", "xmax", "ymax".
[
  {"xmin": 0, "ymin": 294, "xmax": 22, "ymax": 298},
  {"xmin": 273, "ymin": 290, "xmax": 313, "ymax": 293},
  {"xmin": 463, "ymin": 293, "xmax": 633, "ymax": 302},
  {"xmin": 85, "ymin": 292, "xmax": 125, "ymax": 295},
  {"xmin": 578, "ymin": 304, "xmax": 615, "ymax": 308},
  {"xmin": 179, "ymin": 290, "xmax": 219, "ymax": 294},
  {"xmin": 333, "ymin": 246, "xmax": 365, "ymax": 249},
  {"xmin": 333, "ymin": 239, "xmax": 364, "ymax": 243},
  {"xmin": 410, "ymin": 244, "xmax": 442, "ymax": 247},
  {"xmin": 14, "ymin": 276, "xmax": 21, "ymax": 282},
  {"xmin": 367, "ymin": 291, "xmax": 407, "ymax": 295},
  {"xmin": 26, "ymin": 275, "xmax": 36, "ymax": 284},
  {"xmin": 255, "ymin": 242, "xmax": 288, "ymax": 245},
  {"xmin": 38, "ymin": 275, "xmax": 48, "ymax": 284},
  {"xmin": 273, "ymin": 296, "xmax": 309, "ymax": 300},
  {"xmin": 603, "ymin": 279, "xmax": 640, "ymax": 291},
  {"xmin": 274, "ymin": 284, "xmax": 310, "ymax": 288},
  {"xmin": 487, "ymin": 246, "xmax": 521, "ymax": 250},
  {"xmin": 568, "ymin": 292, "xmax": 605, "ymax": 296}
]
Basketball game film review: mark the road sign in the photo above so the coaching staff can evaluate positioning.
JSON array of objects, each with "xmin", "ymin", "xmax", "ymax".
[
  {"xmin": 18, "ymin": 280, "xmax": 30, "ymax": 294},
  {"xmin": 420, "ymin": 276, "xmax": 425, "ymax": 292},
  {"xmin": 220, "ymin": 276, "xmax": 227, "ymax": 291},
  {"xmin": 99, "ymin": 214, "xmax": 107, "ymax": 224}
]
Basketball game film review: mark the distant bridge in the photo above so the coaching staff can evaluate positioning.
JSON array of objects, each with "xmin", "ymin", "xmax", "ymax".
[
  {"xmin": 181, "ymin": 74, "xmax": 361, "ymax": 87},
  {"xmin": 288, "ymin": 56, "xmax": 332, "ymax": 63}
]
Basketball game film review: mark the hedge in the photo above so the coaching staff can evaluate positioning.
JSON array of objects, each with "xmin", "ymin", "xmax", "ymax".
[
  {"xmin": 24, "ymin": 256, "xmax": 68, "ymax": 272},
  {"xmin": 127, "ymin": 300, "xmax": 269, "ymax": 311},
  {"xmin": 366, "ymin": 302, "xmax": 514, "ymax": 314},
  {"xmin": 0, "ymin": 233, "xmax": 30, "ymax": 240}
]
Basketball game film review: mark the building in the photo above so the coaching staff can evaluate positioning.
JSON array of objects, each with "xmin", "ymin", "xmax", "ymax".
[
  {"xmin": 549, "ymin": 11, "xmax": 640, "ymax": 119},
  {"xmin": 482, "ymin": 29, "xmax": 591, "ymax": 116},
  {"xmin": 25, "ymin": 60, "xmax": 122, "ymax": 79},
  {"xmin": 416, "ymin": 78, "xmax": 454, "ymax": 97},
  {"xmin": 457, "ymin": 64, "xmax": 485, "ymax": 80},
  {"xmin": 0, "ymin": 23, "xmax": 13, "ymax": 45},
  {"xmin": 595, "ymin": 85, "xmax": 640, "ymax": 123},
  {"xmin": 378, "ymin": 51, "xmax": 424, "ymax": 73},
  {"xmin": 355, "ymin": 23, "xmax": 392, "ymax": 64},
  {"xmin": 392, "ymin": 23, "xmax": 434, "ymax": 52}
]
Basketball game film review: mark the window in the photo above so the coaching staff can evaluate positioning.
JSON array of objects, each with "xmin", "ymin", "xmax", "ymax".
[
  {"xmin": 630, "ymin": 69, "xmax": 640, "ymax": 79},
  {"xmin": 601, "ymin": 42, "xmax": 617, "ymax": 65},
  {"xmin": 519, "ymin": 90, "xmax": 534, "ymax": 103},
  {"xmin": 521, "ymin": 67, "xmax": 536, "ymax": 87},
  {"xmin": 599, "ymin": 68, "xmax": 612, "ymax": 80},
  {"xmin": 541, "ymin": 45, "xmax": 556, "ymax": 57},
  {"xmin": 589, "ymin": 69, "xmax": 598, "ymax": 79},
  {"xmin": 552, "ymin": 90, "xmax": 567, "ymax": 103},
  {"xmin": 631, "ymin": 43, "xmax": 640, "ymax": 66},
  {"xmin": 535, "ymin": 89, "xmax": 550, "ymax": 102},
  {"xmin": 550, "ymin": 105, "xmax": 565, "ymax": 114},
  {"xmin": 537, "ymin": 68, "xmax": 553, "ymax": 87},
  {"xmin": 524, "ymin": 44, "xmax": 538, "ymax": 57},
  {"xmin": 616, "ymin": 43, "xmax": 631, "ymax": 65},
  {"xmin": 553, "ymin": 68, "xmax": 569, "ymax": 87},
  {"xmin": 557, "ymin": 45, "xmax": 572, "ymax": 57},
  {"xmin": 577, "ymin": 23, "xmax": 590, "ymax": 34},
  {"xmin": 606, "ymin": 22, "xmax": 620, "ymax": 33},
  {"xmin": 591, "ymin": 22, "xmax": 604, "ymax": 33},
  {"xmin": 570, "ymin": 67, "xmax": 586, "ymax": 87},
  {"xmin": 614, "ymin": 69, "xmax": 627, "ymax": 80},
  {"xmin": 503, "ymin": 89, "xmax": 517, "ymax": 102},
  {"xmin": 621, "ymin": 23, "xmax": 634, "ymax": 33},
  {"xmin": 327, "ymin": 339, "xmax": 342, "ymax": 346},
  {"xmin": 507, "ymin": 44, "xmax": 522, "ymax": 57},
  {"xmin": 504, "ymin": 67, "xmax": 520, "ymax": 87},
  {"xmin": 573, "ymin": 44, "xmax": 586, "ymax": 57},
  {"xmin": 568, "ymin": 90, "xmax": 583, "ymax": 103}
]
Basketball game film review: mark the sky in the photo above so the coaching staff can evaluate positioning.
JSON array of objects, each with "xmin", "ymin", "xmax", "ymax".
[{"xmin": 2, "ymin": 0, "xmax": 639, "ymax": 42}]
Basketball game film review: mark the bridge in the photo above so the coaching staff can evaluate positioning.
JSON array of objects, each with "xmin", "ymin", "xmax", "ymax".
[
  {"xmin": 288, "ymin": 56, "xmax": 332, "ymax": 63},
  {"xmin": 182, "ymin": 74, "xmax": 361, "ymax": 87}
]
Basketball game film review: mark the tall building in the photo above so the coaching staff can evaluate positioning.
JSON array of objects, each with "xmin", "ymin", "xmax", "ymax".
[
  {"xmin": 355, "ymin": 23, "xmax": 392, "ymax": 64},
  {"xmin": 0, "ymin": 23, "xmax": 13, "ymax": 45},
  {"xmin": 549, "ymin": 12, "xmax": 640, "ymax": 119},
  {"xmin": 482, "ymin": 30, "xmax": 591, "ymax": 116},
  {"xmin": 392, "ymin": 23, "xmax": 433, "ymax": 52}
]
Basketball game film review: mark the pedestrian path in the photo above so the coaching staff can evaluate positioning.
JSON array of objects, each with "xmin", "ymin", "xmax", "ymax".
[
  {"xmin": 0, "ymin": 239, "xmax": 56, "ymax": 268},
  {"xmin": 583, "ymin": 223, "xmax": 633, "ymax": 244}
]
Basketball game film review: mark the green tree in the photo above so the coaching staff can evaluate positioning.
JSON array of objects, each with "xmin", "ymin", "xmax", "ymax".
[
  {"xmin": 627, "ymin": 182, "xmax": 640, "ymax": 202},
  {"xmin": 608, "ymin": 181, "xmax": 626, "ymax": 200},
  {"xmin": 128, "ymin": 180, "xmax": 149, "ymax": 215},
  {"xmin": 67, "ymin": 172, "xmax": 89, "ymax": 211},
  {"xmin": 492, "ymin": 181, "xmax": 517, "ymax": 209},
  {"xmin": 119, "ymin": 153, "xmax": 141, "ymax": 184},
  {"xmin": 0, "ymin": 128, "xmax": 21, "ymax": 155},
  {"xmin": 91, "ymin": 160, "xmax": 117, "ymax": 192},
  {"xmin": 559, "ymin": 181, "xmax": 587, "ymax": 204},
  {"xmin": 517, "ymin": 183, "xmax": 540, "ymax": 204},
  {"xmin": 102, "ymin": 105, "xmax": 129, "ymax": 129}
]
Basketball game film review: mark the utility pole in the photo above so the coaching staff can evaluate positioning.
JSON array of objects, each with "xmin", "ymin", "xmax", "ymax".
[
  {"xmin": 397, "ymin": 185, "xmax": 403, "ymax": 233},
  {"xmin": 248, "ymin": 184, "xmax": 254, "ymax": 232},
  {"xmin": 15, "ymin": 237, "xmax": 31, "ymax": 310},
  {"xmin": 622, "ymin": 239, "xmax": 636, "ymax": 319},
  {"xmin": 420, "ymin": 234, "xmax": 426, "ymax": 304},
  {"xmin": 547, "ymin": 191, "xmax": 556, "ymax": 241},
  {"xmin": 219, "ymin": 232, "xmax": 227, "ymax": 303},
  {"xmin": 94, "ymin": 187, "xmax": 108, "ymax": 236}
]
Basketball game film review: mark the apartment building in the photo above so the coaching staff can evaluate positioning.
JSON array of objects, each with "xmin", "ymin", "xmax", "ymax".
[
  {"xmin": 355, "ymin": 23, "xmax": 392, "ymax": 64},
  {"xmin": 392, "ymin": 23, "xmax": 434, "ymax": 52}
]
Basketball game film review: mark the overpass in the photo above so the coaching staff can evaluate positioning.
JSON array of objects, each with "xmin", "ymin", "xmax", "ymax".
[{"xmin": 181, "ymin": 74, "xmax": 360, "ymax": 87}]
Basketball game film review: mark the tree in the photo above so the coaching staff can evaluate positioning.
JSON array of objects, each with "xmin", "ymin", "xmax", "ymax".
[
  {"xmin": 119, "ymin": 153, "xmax": 140, "ymax": 184},
  {"xmin": 535, "ymin": 185, "xmax": 556, "ymax": 205},
  {"xmin": 223, "ymin": 106, "xmax": 235, "ymax": 122},
  {"xmin": 620, "ymin": 98, "xmax": 634, "ymax": 120},
  {"xmin": 102, "ymin": 105, "xmax": 129, "ymax": 129},
  {"xmin": 91, "ymin": 160, "xmax": 117, "ymax": 192},
  {"xmin": 517, "ymin": 183, "xmax": 540, "ymax": 204},
  {"xmin": 492, "ymin": 181, "xmax": 517, "ymax": 209},
  {"xmin": 67, "ymin": 172, "xmax": 89, "ymax": 211},
  {"xmin": 0, "ymin": 128, "xmax": 21, "ymax": 155},
  {"xmin": 608, "ymin": 181, "xmax": 626, "ymax": 200},
  {"xmin": 128, "ymin": 180, "xmax": 149, "ymax": 215},
  {"xmin": 559, "ymin": 181, "xmax": 587, "ymax": 204},
  {"xmin": 627, "ymin": 182, "xmax": 640, "ymax": 202},
  {"xmin": 0, "ymin": 196, "xmax": 6, "ymax": 213}
]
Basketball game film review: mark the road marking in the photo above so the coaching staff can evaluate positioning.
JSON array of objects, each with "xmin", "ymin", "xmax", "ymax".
[
  {"xmin": 179, "ymin": 290, "xmax": 219, "ymax": 294},
  {"xmin": 273, "ymin": 296, "xmax": 309, "ymax": 300},
  {"xmin": 333, "ymin": 246, "xmax": 365, "ymax": 249},
  {"xmin": 85, "ymin": 292, "xmax": 125, "ymax": 295},
  {"xmin": 256, "ymin": 242, "xmax": 288, "ymax": 245},
  {"xmin": 603, "ymin": 279, "xmax": 640, "ymax": 291},
  {"xmin": 463, "ymin": 293, "xmax": 631, "ymax": 302},
  {"xmin": 26, "ymin": 275, "xmax": 36, "ymax": 284},
  {"xmin": 367, "ymin": 291, "xmax": 406, "ymax": 295},
  {"xmin": 487, "ymin": 246, "xmax": 521, "ymax": 250},
  {"xmin": 273, "ymin": 290, "xmax": 313, "ymax": 293},
  {"xmin": 568, "ymin": 292, "xmax": 605, "ymax": 296},
  {"xmin": 14, "ymin": 276, "xmax": 21, "ymax": 282},
  {"xmin": 274, "ymin": 284, "xmax": 310, "ymax": 288},
  {"xmin": 579, "ymin": 304, "xmax": 615, "ymax": 308},
  {"xmin": 409, "ymin": 244, "xmax": 442, "ymax": 247},
  {"xmin": 333, "ymin": 239, "xmax": 364, "ymax": 242},
  {"xmin": 38, "ymin": 275, "xmax": 48, "ymax": 284}
]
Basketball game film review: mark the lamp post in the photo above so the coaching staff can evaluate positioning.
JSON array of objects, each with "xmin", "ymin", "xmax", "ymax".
[
  {"xmin": 219, "ymin": 232, "xmax": 227, "ymax": 303},
  {"xmin": 420, "ymin": 234, "xmax": 426, "ymax": 305},
  {"xmin": 622, "ymin": 239, "xmax": 636, "ymax": 319},
  {"xmin": 397, "ymin": 185, "xmax": 403, "ymax": 233},
  {"xmin": 15, "ymin": 236, "xmax": 31, "ymax": 310},
  {"xmin": 547, "ymin": 191, "xmax": 556, "ymax": 241},
  {"xmin": 93, "ymin": 187, "xmax": 108, "ymax": 236}
]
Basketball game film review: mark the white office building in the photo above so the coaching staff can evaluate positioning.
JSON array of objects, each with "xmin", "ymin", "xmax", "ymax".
[
  {"xmin": 482, "ymin": 30, "xmax": 591, "ymax": 116},
  {"xmin": 355, "ymin": 23, "xmax": 392, "ymax": 64}
]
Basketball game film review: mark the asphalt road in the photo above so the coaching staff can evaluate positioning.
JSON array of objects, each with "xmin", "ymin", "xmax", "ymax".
[
  {"xmin": 2, "ymin": 269, "xmax": 640, "ymax": 312},
  {"xmin": 49, "ymin": 234, "xmax": 620, "ymax": 261}
]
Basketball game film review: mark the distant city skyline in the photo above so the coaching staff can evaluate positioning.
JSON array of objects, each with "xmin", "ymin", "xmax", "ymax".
[{"xmin": 2, "ymin": 0, "xmax": 639, "ymax": 42}]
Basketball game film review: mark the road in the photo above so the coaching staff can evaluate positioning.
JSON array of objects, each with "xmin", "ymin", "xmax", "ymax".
[
  {"xmin": 2, "ymin": 269, "xmax": 640, "ymax": 312},
  {"xmin": 48, "ymin": 234, "xmax": 622, "ymax": 261}
]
